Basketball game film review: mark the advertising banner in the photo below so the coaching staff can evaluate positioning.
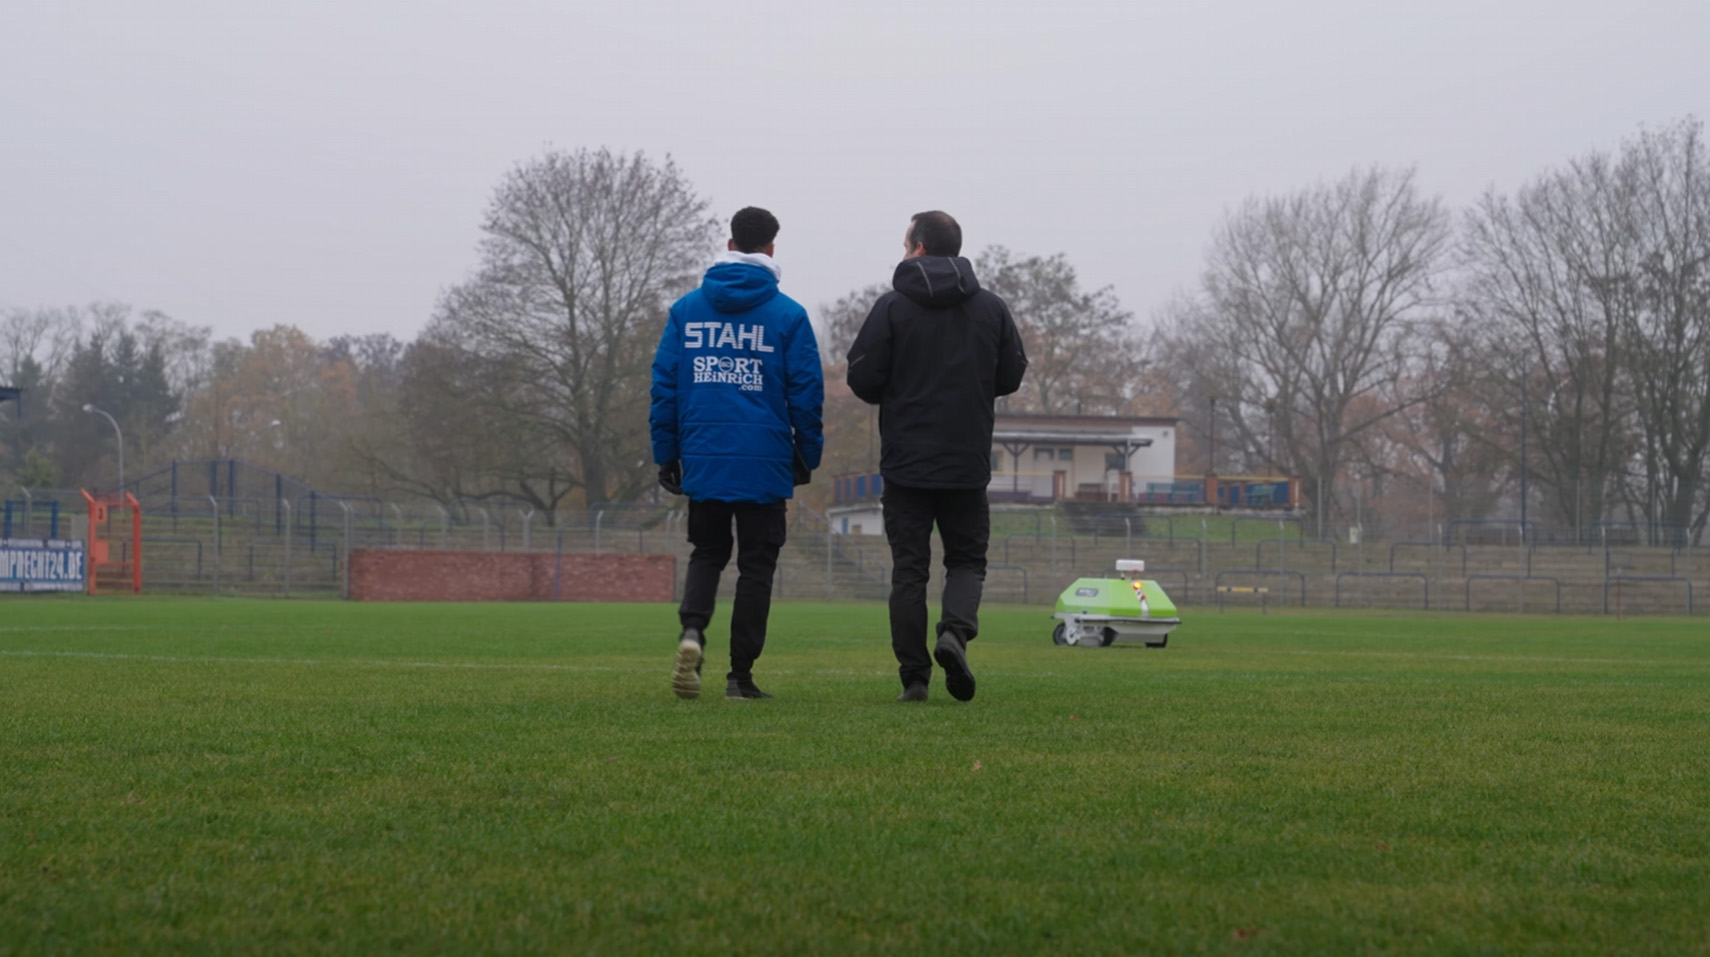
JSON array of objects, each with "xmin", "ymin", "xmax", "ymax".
[{"xmin": 0, "ymin": 538, "xmax": 86, "ymax": 593}]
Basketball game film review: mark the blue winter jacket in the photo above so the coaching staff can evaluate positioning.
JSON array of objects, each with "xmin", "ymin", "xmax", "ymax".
[{"xmin": 650, "ymin": 258, "xmax": 824, "ymax": 503}]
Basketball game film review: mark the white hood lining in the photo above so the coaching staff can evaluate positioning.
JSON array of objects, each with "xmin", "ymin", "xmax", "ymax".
[{"xmin": 715, "ymin": 250, "xmax": 782, "ymax": 280}]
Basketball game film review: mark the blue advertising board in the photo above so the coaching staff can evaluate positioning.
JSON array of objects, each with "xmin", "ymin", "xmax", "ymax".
[{"xmin": 0, "ymin": 538, "xmax": 86, "ymax": 593}]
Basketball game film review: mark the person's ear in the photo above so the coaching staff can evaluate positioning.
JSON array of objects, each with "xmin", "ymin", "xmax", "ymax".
[{"xmin": 727, "ymin": 238, "xmax": 738, "ymax": 251}]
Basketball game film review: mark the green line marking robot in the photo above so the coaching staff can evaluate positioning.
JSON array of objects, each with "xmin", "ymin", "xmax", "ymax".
[{"xmin": 1051, "ymin": 559, "xmax": 1181, "ymax": 648}]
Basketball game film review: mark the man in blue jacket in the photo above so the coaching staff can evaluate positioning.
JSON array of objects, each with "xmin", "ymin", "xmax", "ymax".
[{"xmin": 650, "ymin": 207, "xmax": 824, "ymax": 701}]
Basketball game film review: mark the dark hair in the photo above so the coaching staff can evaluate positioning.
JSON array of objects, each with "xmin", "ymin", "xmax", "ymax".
[
  {"xmin": 730, "ymin": 206, "xmax": 780, "ymax": 253},
  {"xmin": 907, "ymin": 210, "xmax": 962, "ymax": 256}
]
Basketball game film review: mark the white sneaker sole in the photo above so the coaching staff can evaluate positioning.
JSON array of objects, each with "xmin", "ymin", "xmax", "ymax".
[{"xmin": 672, "ymin": 638, "xmax": 702, "ymax": 699}]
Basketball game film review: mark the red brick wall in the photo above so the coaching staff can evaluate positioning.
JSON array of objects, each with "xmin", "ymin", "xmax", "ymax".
[{"xmin": 349, "ymin": 549, "xmax": 675, "ymax": 602}]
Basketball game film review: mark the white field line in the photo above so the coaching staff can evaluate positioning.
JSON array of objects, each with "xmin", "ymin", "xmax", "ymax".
[
  {"xmin": 0, "ymin": 647, "xmax": 1702, "ymax": 675},
  {"xmin": 0, "ymin": 649, "xmax": 1097, "ymax": 680},
  {"xmin": 0, "ymin": 649, "xmax": 904, "ymax": 678},
  {"xmin": 0, "ymin": 625, "xmax": 165, "ymax": 633},
  {"xmin": 1262, "ymin": 648, "xmax": 1707, "ymax": 667},
  {"xmin": 0, "ymin": 649, "xmax": 626, "ymax": 673}
]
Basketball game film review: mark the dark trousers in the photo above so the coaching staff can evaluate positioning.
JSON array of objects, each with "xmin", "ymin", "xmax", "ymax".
[
  {"xmin": 881, "ymin": 483, "xmax": 990, "ymax": 689},
  {"xmin": 679, "ymin": 499, "xmax": 787, "ymax": 680}
]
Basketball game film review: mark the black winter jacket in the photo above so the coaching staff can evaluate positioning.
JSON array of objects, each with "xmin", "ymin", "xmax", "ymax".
[{"xmin": 846, "ymin": 255, "xmax": 1028, "ymax": 488}]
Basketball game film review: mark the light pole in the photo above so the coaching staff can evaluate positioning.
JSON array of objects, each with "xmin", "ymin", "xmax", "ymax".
[
  {"xmin": 1264, "ymin": 398, "xmax": 1277, "ymax": 472},
  {"xmin": 82, "ymin": 403, "xmax": 124, "ymax": 492},
  {"xmin": 1207, "ymin": 394, "xmax": 1217, "ymax": 474},
  {"xmin": 1518, "ymin": 360, "xmax": 1529, "ymax": 544}
]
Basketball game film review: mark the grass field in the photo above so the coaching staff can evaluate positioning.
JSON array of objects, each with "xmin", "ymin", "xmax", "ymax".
[
  {"xmin": 3, "ymin": 598, "xmax": 1707, "ymax": 954},
  {"xmin": 988, "ymin": 510, "xmax": 1304, "ymax": 543}
]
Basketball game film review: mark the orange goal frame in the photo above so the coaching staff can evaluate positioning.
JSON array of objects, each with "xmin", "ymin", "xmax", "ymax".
[{"xmin": 80, "ymin": 490, "xmax": 142, "ymax": 594}]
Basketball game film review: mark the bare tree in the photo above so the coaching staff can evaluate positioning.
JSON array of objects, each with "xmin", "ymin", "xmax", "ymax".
[
  {"xmin": 1159, "ymin": 167, "xmax": 1452, "ymax": 534},
  {"xmin": 170, "ymin": 325, "xmax": 343, "ymax": 478},
  {"xmin": 816, "ymin": 283, "xmax": 889, "ymax": 367},
  {"xmin": 380, "ymin": 332, "xmax": 566, "ymax": 505},
  {"xmin": 1462, "ymin": 157, "xmax": 1636, "ymax": 536},
  {"xmin": 1462, "ymin": 117, "xmax": 1710, "ymax": 542},
  {"xmin": 420, "ymin": 148, "xmax": 719, "ymax": 508},
  {"xmin": 977, "ymin": 247, "xmax": 1144, "ymax": 416},
  {"xmin": 1370, "ymin": 324, "xmax": 1509, "ymax": 534},
  {"xmin": 1, "ymin": 305, "xmax": 82, "ymax": 383},
  {"xmin": 134, "ymin": 311, "xmax": 214, "ymax": 406},
  {"xmin": 1609, "ymin": 119, "xmax": 1710, "ymax": 541}
]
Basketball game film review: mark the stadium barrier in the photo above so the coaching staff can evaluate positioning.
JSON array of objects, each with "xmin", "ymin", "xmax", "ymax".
[{"xmin": 349, "ymin": 548, "xmax": 673, "ymax": 602}]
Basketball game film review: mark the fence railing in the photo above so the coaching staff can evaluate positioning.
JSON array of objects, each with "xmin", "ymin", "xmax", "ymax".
[{"xmin": 5, "ymin": 484, "xmax": 1704, "ymax": 614}]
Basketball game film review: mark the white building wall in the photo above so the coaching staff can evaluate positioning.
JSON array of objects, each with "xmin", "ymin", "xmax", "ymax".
[
  {"xmin": 1128, "ymin": 427, "xmax": 1176, "ymax": 482},
  {"xmin": 990, "ymin": 425, "xmax": 1178, "ymax": 493},
  {"xmin": 828, "ymin": 505, "xmax": 885, "ymax": 536}
]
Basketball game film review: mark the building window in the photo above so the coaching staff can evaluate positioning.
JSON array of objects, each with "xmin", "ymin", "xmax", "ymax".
[
  {"xmin": 1033, "ymin": 448, "xmax": 1054, "ymax": 462},
  {"xmin": 990, "ymin": 451, "xmax": 1001, "ymax": 470},
  {"xmin": 1058, "ymin": 448, "xmax": 1074, "ymax": 461},
  {"xmin": 1105, "ymin": 452, "xmax": 1127, "ymax": 472}
]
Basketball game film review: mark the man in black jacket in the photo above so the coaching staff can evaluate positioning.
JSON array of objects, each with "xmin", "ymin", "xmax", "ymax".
[{"xmin": 846, "ymin": 211, "xmax": 1028, "ymax": 702}]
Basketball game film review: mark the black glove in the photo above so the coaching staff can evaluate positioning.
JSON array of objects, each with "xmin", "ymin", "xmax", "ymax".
[
  {"xmin": 792, "ymin": 448, "xmax": 812, "ymax": 487},
  {"xmin": 658, "ymin": 460, "xmax": 683, "ymax": 496}
]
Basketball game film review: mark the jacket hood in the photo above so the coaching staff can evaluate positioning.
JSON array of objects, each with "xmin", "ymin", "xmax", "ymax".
[
  {"xmin": 892, "ymin": 255, "xmax": 980, "ymax": 308},
  {"xmin": 702, "ymin": 257, "xmax": 780, "ymax": 314}
]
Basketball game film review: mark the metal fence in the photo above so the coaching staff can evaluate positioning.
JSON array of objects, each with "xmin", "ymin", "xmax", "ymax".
[{"xmin": 4, "ymin": 464, "xmax": 1703, "ymax": 615}]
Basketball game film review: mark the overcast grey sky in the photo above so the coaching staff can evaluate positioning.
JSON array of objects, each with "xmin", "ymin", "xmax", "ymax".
[{"xmin": 3, "ymin": 1, "xmax": 1705, "ymax": 345}]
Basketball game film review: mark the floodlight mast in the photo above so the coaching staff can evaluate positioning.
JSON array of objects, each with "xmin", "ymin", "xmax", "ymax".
[{"xmin": 82, "ymin": 403, "xmax": 124, "ymax": 492}]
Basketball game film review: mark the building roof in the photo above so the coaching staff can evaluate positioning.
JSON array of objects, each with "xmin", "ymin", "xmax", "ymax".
[
  {"xmin": 992, "ymin": 430, "xmax": 1153, "ymax": 448},
  {"xmin": 994, "ymin": 412, "xmax": 1177, "ymax": 429},
  {"xmin": 991, "ymin": 412, "xmax": 1171, "ymax": 448}
]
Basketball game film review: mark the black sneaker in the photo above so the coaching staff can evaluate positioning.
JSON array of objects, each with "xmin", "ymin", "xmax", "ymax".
[
  {"xmin": 934, "ymin": 633, "xmax": 976, "ymax": 702},
  {"xmin": 897, "ymin": 682, "xmax": 928, "ymax": 703},
  {"xmin": 672, "ymin": 629, "xmax": 703, "ymax": 700},
  {"xmin": 726, "ymin": 677, "xmax": 773, "ymax": 700}
]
